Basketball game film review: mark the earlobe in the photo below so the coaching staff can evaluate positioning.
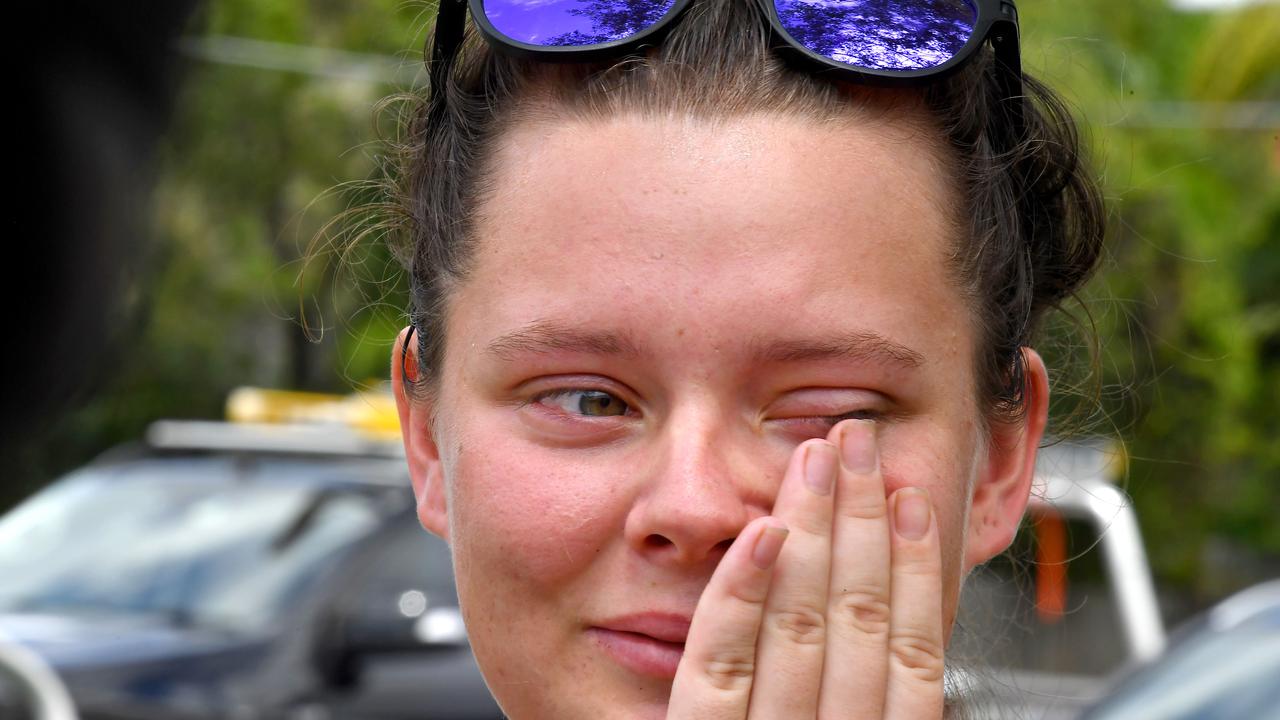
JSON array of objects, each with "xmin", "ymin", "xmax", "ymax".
[
  {"xmin": 963, "ymin": 347, "xmax": 1050, "ymax": 571},
  {"xmin": 393, "ymin": 327, "xmax": 450, "ymax": 542}
]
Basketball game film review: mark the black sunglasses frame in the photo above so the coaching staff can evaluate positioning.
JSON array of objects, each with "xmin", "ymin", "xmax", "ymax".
[{"xmin": 429, "ymin": 0, "xmax": 1023, "ymax": 130}]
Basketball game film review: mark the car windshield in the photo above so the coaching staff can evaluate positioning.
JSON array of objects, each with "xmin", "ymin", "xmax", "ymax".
[{"xmin": 0, "ymin": 455, "xmax": 402, "ymax": 634}]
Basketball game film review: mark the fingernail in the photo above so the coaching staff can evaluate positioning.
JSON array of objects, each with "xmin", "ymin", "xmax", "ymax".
[
  {"xmin": 893, "ymin": 488, "xmax": 931, "ymax": 541},
  {"xmin": 752, "ymin": 524, "xmax": 789, "ymax": 569},
  {"xmin": 840, "ymin": 420, "xmax": 878, "ymax": 474},
  {"xmin": 804, "ymin": 442, "xmax": 838, "ymax": 495}
]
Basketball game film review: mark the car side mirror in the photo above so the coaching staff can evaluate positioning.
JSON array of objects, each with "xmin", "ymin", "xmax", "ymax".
[
  {"xmin": 342, "ymin": 602, "xmax": 469, "ymax": 656},
  {"xmin": 318, "ymin": 597, "xmax": 469, "ymax": 688}
]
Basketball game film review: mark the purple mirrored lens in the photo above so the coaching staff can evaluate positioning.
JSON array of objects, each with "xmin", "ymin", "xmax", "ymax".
[
  {"xmin": 775, "ymin": 0, "xmax": 976, "ymax": 71},
  {"xmin": 483, "ymin": 0, "xmax": 678, "ymax": 47}
]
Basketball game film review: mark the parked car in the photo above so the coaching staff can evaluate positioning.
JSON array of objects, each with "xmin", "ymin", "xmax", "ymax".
[
  {"xmin": 950, "ymin": 441, "xmax": 1167, "ymax": 719},
  {"xmin": 0, "ymin": 389, "xmax": 501, "ymax": 720},
  {"xmin": 1080, "ymin": 579, "xmax": 1280, "ymax": 720}
]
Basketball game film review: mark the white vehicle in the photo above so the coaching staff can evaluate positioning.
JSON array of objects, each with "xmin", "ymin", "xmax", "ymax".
[{"xmin": 952, "ymin": 441, "xmax": 1165, "ymax": 719}]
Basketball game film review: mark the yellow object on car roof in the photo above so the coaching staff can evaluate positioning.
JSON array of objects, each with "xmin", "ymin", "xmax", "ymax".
[{"xmin": 225, "ymin": 386, "xmax": 401, "ymax": 440}]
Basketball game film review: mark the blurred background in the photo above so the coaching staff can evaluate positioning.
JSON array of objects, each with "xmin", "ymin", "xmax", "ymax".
[{"xmin": 2, "ymin": 0, "xmax": 1278, "ymax": 715}]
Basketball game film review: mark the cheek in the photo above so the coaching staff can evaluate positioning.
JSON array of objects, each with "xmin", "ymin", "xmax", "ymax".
[
  {"xmin": 880, "ymin": 422, "xmax": 979, "ymax": 574},
  {"xmin": 445, "ymin": 427, "xmax": 626, "ymax": 597}
]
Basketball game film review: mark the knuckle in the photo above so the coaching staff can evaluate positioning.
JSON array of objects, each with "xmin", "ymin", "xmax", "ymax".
[
  {"xmin": 789, "ymin": 513, "xmax": 833, "ymax": 538},
  {"xmin": 891, "ymin": 541, "xmax": 941, "ymax": 575},
  {"xmin": 840, "ymin": 496, "xmax": 887, "ymax": 521},
  {"xmin": 831, "ymin": 586, "xmax": 891, "ymax": 635},
  {"xmin": 700, "ymin": 651, "xmax": 756, "ymax": 692},
  {"xmin": 769, "ymin": 607, "xmax": 827, "ymax": 646},
  {"xmin": 894, "ymin": 554, "xmax": 941, "ymax": 578},
  {"xmin": 724, "ymin": 580, "xmax": 770, "ymax": 608},
  {"xmin": 889, "ymin": 629, "xmax": 945, "ymax": 683}
]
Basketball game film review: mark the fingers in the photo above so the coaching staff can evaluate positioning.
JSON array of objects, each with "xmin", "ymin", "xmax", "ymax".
[
  {"xmin": 670, "ymin": 422, "xmax": 946, "ymax": 720},
  {"xmin": 818, "ymin": 419, "xmax": 892, "ymax": 718},
  {"xmin": 817, "ymin": 420, "xmax": 945, "ymax": 720},
  {"xmin": 748, "ymin": 439, "xmax": 839, "ymax": 719},
  {"xmin": 884, "ymin": 487, "xmax": 946, "ymax": 720},
  {"xmin": 668, "ymin": 516, "xmax": 789, "ymax": 720}
]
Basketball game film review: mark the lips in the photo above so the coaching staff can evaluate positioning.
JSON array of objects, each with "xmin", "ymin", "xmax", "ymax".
[{"xmin": 589, "ymin": 613, "xmax": 691, "ymax": 678}]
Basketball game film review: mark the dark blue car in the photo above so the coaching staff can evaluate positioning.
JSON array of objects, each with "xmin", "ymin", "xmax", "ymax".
[{"xmin": 0, "ymin": 418, "xmax": 503, "ymax": 720}]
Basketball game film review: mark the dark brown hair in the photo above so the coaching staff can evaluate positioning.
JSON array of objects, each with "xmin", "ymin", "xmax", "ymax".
[{"xmin": 384, "ymin": 0, "xmax": 1106, "ymax": 427}]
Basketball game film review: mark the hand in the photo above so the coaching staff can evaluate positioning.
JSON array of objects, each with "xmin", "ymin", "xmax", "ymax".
[{"xmin": 667, "ymin": 419, "xmax": 945, "ymax": 719}]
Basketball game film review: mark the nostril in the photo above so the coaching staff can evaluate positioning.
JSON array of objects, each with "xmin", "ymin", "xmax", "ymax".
[
  {"xmin": 644, "ymin": 534, "xmax": 674, "ymax": 549},
  {"xmin": 713, "ymin": 537, "xmax": 734, "ymax": 555}
]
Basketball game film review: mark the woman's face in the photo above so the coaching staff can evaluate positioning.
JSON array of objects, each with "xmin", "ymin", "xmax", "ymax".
[{"xmin": 397, "ymin": 111, "xmax": 1045, "ymax": 720}]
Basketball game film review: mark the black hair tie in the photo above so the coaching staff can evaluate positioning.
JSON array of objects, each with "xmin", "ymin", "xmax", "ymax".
[{"xmin": 401, "ymin": 324, "xmax": 418, "ymax": 387}]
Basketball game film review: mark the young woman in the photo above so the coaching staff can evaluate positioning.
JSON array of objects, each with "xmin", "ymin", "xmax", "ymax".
[{"xmin": 383, "ymin": 0, "xmax": 1104, "ymax": 716}]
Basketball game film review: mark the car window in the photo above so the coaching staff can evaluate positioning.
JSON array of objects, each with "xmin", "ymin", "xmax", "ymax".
[{"xmin": 0, "ymin": 456, "xmax": 403, "ymax": 634}]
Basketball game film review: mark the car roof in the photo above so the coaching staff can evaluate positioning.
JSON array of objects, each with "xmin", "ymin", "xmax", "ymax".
[{"xmin": 145, "ymin": 419, "xmax": 405, "ymax": 461}]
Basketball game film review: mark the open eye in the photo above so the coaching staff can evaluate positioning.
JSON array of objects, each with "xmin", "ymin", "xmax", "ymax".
[{"xmin": 534, "ymin": 389, "xmax": 632, "ymax": 418}]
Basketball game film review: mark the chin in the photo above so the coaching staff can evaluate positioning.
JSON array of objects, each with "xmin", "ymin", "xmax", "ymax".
[
  {"xmin": 474, "ymin": 641, "xmax": 676, "ymax": 720},
  {"xmin": 489, "ymin": 686, "xmax": 672, "ymax": 720}
]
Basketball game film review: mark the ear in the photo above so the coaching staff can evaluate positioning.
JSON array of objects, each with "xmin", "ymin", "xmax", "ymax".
[
  {"xmin": 963, "ymin": 347, "xmax": 1050, "ymax": 571},
  {"xmin": 393, "ymin": 327, "xmax": 450, "ymax": 542}
]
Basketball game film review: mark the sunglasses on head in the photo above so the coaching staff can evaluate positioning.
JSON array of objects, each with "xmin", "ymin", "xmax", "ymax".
[{"xmin": 429, "ymin": 0, "xmax": 1022, "ymax": 126}]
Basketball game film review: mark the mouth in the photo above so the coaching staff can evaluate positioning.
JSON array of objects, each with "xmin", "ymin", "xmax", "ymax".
[{"xmin": 589, "ymin": 613, "xmax": 691, "ymax": 679}]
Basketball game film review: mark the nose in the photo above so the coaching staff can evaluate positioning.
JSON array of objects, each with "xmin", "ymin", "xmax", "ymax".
[{"xmin": 623, "ymin": 412, "xmax": 773, "ymax": 568}]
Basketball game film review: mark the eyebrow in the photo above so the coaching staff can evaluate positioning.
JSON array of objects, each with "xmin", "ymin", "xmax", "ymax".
[
  {"xmin": 485, "ymin": 320, "xmax": 641, "ymax": 360},
  {"xmin": 484, "ymin": 320, "xmax": 923, "ymax": 370},
  {"xmin": 754, "ymin": 331, "xmax": 925, "ymax": 369}
]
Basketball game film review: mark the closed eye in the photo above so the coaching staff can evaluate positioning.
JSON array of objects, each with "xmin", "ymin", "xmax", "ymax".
[
  {"xmin": 767, "ymin": 408, "xmax": 885, "ymax": 440},
  {"xmin": 823, "ymin": 408, "xmax": 881, "ymax": 424}
]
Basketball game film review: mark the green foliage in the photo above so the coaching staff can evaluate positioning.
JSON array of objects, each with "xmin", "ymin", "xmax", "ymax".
[
  {"xmin": 11, "ymin": 0, "xmax": 1279, "ymax": 607},
  {"xmin": 1023, "ymin": 0, "xmax": 1280, "ymax": 597}
]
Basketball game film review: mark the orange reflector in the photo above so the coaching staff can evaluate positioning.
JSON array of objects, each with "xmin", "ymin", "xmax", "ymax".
[{"xmin": 1034, "ymin": 509, "xmax": 1068, "ymax": 623}]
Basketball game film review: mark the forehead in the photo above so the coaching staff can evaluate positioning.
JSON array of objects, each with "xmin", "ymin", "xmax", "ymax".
[{"xmin": 455, "ymin": 112, "xmax": 969, "ymax": 372}]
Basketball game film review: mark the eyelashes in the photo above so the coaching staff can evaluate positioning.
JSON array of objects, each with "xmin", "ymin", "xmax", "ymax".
[
  {"xmin": 531, "ymin": 388, "xmax": 634, "ymax": 418},
  {"xmin": 823, "ymin": 409, "xmax": 882, "ymax": 424},
  {"xmin": 770, "ymin": 409, "xmax": 883, "ymax": 439}
]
